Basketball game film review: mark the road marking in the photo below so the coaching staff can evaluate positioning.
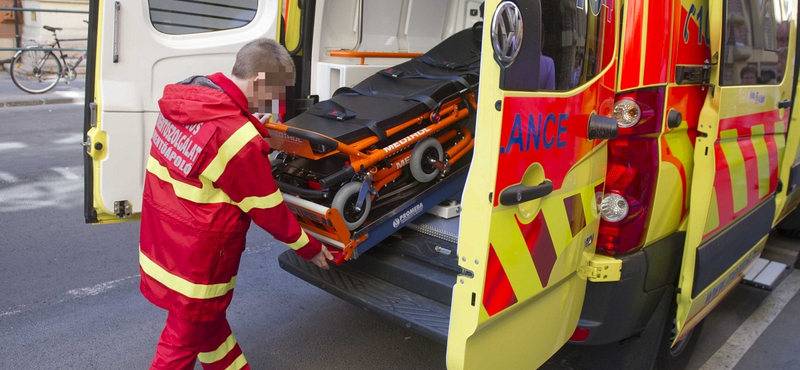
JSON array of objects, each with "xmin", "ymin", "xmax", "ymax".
[
  {"xmin": 0, "ymin": 171, "xmax": 18, "ymax": 183},
  {"xmin": 66, "ymin": 275, "xmax": 139, "ymax": 299},
  {"xmin": 52, "ymin": 133, "xmax": 83, "ymax": 145},
  {"xmin": 0, "ymin": 142, "xmax": 27, "ymax": 152},
  {"xmin": 700, "ymin": 270, "xmax": 800, "ymax": 370},
  {"xmin": 52, "ymin": 167, "xmax": 80, "ymax": 180},
  {"xmin": 0, "ymin": 305, "xmax": 26, "ymax": 318}
]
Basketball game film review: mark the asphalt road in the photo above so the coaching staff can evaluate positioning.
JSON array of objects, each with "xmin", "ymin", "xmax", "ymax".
[{"xmin": 1, "ymin": 103, "xmax": 800, "ymax": 369}]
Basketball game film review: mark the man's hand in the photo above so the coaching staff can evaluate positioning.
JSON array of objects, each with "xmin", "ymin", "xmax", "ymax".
[
  {"xmin": 310, "ymin": 246, "xmax": 334, "ymax": 270},
  {"xmin": 253, "ymin": 112, "xmax": 272, "ymax": 124}
]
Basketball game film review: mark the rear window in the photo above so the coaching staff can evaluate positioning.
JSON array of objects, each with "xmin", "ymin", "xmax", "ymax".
[
  {"xmin": 148, "ymin": 0, "xmax": 257, "ymax": 35},
  {"xmin": 720, "ymin": 0, "xmax": 791, "ymax": 86}
]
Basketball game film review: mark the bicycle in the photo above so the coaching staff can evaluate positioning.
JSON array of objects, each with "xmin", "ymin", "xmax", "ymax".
[{"xmin": 9, "ymin": 25, "xmax": 87, "ymax": 94}]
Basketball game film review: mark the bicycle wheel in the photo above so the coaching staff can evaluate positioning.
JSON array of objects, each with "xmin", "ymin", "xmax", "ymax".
[{"xmin": 10, "ymin": 49, "xmax": 62, "ymax": 94}]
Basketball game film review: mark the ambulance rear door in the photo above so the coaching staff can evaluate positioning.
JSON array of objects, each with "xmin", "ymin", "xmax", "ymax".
[
  {"xmin": 448, "ymin": 0, "xmax": 618, "ymax": 368},
  {"xmin": 674, "ymin": 0, "xmax": 796, "ymax": 342},
  {"xmin": 83, "ymin": 0, "xmax": 279, "ymax": 223}
]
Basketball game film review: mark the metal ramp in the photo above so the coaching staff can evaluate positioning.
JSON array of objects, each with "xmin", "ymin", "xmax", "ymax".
[{"xmin": 742, "ymin": 258, "xmax": 791, "ymax": 291}]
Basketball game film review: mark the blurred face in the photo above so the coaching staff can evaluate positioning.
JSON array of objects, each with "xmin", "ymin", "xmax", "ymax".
[
  {"xmin": 246, "ymin": 66, "xmax": 294, "ymax": 113},
  {"xmin": 741, "ymin": 71, "xmax": 758, "ymax": 85}
]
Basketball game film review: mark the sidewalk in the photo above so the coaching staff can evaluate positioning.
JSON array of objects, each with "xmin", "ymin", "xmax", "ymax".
[{"xmin": 0, "ymin": 70, "xmax": 85, "ymax": 108}]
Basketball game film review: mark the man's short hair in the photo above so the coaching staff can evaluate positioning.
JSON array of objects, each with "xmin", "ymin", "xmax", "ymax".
[
  {"xmin": 232, "ymin": 38, "xmax": 295, "ymax": 83},
  {"xmin": 740, "ymin": 66, "xmax": 758, "ymax": 78}
]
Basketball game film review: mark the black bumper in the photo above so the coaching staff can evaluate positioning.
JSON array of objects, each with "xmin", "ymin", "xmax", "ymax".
[{"xmin": 573, "ymin": 232, "xmax": 685, "ymax": 345}]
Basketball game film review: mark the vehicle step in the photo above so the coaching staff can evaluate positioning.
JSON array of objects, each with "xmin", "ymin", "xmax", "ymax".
[
  {"xmin": 742, "ymin": 258, "xmax": 791, "ymax": 291},
  {"xmin": 278, "ymin": 250, "xmax": 452, "ymax": 343}
]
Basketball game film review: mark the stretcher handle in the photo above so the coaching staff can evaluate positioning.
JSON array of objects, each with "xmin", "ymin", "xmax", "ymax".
[
  {"xmin": 319, "ymin": 166, "xmax": 356, "ymax": 189},
  {"xmin": 499, "ymin": 181, "xmax": 553, "ymax": 206},
  {"xmin": 285, "ymin": 127, "xmax": 340, "ymax": 153},
  {"xmin": 326, "ymin": 245, "xmax": 347, "ymax": 265},
  {"xmin": 329, "ymin": 50, "xmax": 424, "ymax": 65}
]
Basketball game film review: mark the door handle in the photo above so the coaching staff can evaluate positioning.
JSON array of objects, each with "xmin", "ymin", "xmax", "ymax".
[
  {"xmin": 499, "ymin": 180, "xmax": 553, "ymax": 206},
  {"xmin": 113, "ymin": 1, "xmax": 120, "ymax": 63},
  {"xmin": 779, "ymin": 99, "xmax": 792, "ymax": 109},
  {"xmin": 587, "ymin": 113, "xmax": 618, "ymax": 140}
]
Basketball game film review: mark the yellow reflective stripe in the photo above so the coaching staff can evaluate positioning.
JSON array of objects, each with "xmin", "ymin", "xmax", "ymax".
[
  {"xmin": 719, "ymin": 129, "xmax": 747, "ymax": 213},
  {"xmin": 198, "ymin": 334, "xmax": 237, "ymax": 364},
  {"xmin": 147, "ymin": 156, "xmax": 233, "ymax": 204},
  {"xmin": 139, "ymin": 249, "xmax": 237, "ymax": 299},
  {"xmin": 285, "ymin": 229, "xmax": 309, "ymax": 250},
  {"xmin": 202, "ymin": 123, "xmax": 259, "ymax": 182},
  {"xmin": 224, "ymin": 354, "xmax": 248, "ymax": 370},
  {"xmin": 238, "ymin": 190, "xmax": 284, "ymax": 213},
  {"xmin": 750, "ymin": 124, "xmax": 771, "ymax": 199}
]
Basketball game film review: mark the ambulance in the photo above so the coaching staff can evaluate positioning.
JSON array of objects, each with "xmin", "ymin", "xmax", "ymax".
[{"xmin": 82, "ymin": 0, "xmax": 800, "ymax": 368}]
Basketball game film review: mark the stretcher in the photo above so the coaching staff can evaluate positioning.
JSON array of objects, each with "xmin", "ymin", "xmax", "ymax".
[{"xmin": 265, "ymin": 29, "xmax": 480, "ymax": 262}]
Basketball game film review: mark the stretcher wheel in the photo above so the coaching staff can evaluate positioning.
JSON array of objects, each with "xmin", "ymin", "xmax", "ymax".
[
  {"xmin": 332, "ymin": 181, "xmax": 371, "ymax": 230},
  {"xmin": 410, "ymin": 138, "xmax": 444, "ymax": 183}
]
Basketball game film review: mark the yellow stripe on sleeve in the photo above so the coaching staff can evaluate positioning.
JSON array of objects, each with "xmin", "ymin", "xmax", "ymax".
[
  {"xmin": 198, "ymin": 334, "xmax": 238, "ymax": 364},
  {"xmin": 285, "ymin": 229, "xmax": 310, "ymax": 250},
  {"xmin": 201, "ymin": 123, "xmax": 260, "ymax": 182},
  {"xmin": 238, "ymin": 190, "xmax": 284, "ymax": 213},
  {"xmin": 139, "ymin": 249, "xmax": 237, "ymax": 299}
]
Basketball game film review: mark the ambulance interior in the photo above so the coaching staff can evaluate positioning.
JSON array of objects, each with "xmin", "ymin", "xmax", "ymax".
[{"xmin": 279, "ymin": 0, "xmax": 601, "ymax": 318}]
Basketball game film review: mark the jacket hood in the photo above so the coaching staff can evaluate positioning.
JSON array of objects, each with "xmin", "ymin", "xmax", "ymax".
[{"xmin": 158, "ymin": 76, "xmax": 243, "ymax": 125}]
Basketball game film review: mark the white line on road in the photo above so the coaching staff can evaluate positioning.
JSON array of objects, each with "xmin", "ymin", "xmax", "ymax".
[
  {"xmin": 66, "ymin": 275, "xmax": 139, "ymax": 299},
  {"xmin": 0, "ymin": 171, "xmax": 18, "ymax": 183},
  {"xmin": 0, "ymin": 305, "xmax": 26, "ymax": 318},
  {"xmin": 52, "ymin": 133, "xmax": 83, "ymax": 145},
  {"xmin": 0, "ymin": 142, "xmax": 27, "ymax": 152},
  {"xmin": 700, "ymin": 270, "xmax": 800, "ymax": 370},
  {"xmin": 52, "ymin": 167, "xmax": 80, "ymax": 180}
]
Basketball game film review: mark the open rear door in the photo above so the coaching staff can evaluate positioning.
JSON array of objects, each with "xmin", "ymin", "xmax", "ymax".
[
  {"xmin": 675, "ymin": 0, "xmax": 795, "ymax": 342},
  {"xmin": 83, "ymin": 0, "xmax": 278, "ymax": 223},
  {"xmin": 448, "ymin": 1, "xmax": 618, "ymax": 368}
]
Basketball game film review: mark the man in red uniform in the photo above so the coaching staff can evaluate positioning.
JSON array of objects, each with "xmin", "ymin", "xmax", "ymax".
[{"xmin": 139, "ymin": 38, "xmax": 332, "ymax": 370}]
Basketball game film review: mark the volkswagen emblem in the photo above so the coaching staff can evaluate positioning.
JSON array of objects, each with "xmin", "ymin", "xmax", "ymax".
[{"xmin": 491, "ymin": 1, "xmax": 523, "ymax": 66}]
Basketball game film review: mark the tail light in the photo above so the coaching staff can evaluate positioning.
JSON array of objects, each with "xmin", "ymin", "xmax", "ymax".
[{"xmin": 596, "ymin": 88, "xmax": 664, "ymax": 255}]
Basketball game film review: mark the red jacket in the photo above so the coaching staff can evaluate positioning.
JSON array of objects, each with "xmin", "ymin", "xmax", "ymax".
[{"xmin": 139, "ymin": 73, "xmax": 322, "ymax": 322}]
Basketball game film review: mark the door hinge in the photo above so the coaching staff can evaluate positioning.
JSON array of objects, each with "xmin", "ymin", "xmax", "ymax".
[
  {"xmin": 580, "ymin": 255, "xmax": 622, "ymax": 282},
  {"xmin": 675, "ymin": 53, "xmax": 718, "ymax": 94},
  {"xmin": 114, "ymin": 200, "xmax": 133, "ymax": 218}
]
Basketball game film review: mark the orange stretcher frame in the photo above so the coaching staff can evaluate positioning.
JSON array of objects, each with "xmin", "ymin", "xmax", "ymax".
[
  {"xmin": 329, "ymin": 50, "xmax": 424, "ymax": 65},
  {"xmin": 264, "ymin": 94, "xmax": 476, "ymax": 192},
  {"xmin": 267, "ymin": 94, "xmax": 477, "ymax": 262}
]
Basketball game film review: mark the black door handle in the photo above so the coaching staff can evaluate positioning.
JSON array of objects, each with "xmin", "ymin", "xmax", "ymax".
[
  {"xmin": 587, "ymin": 113, "xmax": 618, "ymax": 140},
  {"xmin": 499, "ymin": 181, "xmax": 554, "ymax": 206},
  {"xmin": 779, "ymin": 99, "xmax": 792, "ymax": 109}
]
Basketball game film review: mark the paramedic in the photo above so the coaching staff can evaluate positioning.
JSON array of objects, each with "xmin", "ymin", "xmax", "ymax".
[{"xmin": 139, "ymin": 38, "xmax": 333, "ymax": 370}]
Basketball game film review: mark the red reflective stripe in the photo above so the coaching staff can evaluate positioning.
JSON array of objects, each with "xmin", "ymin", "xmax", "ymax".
[
  {"xmin": 620, "ymin": 0, "xmax": 644, "ymax": 89},
  {"xmin": 516, "ymin": 212, "xmax": 557, "ymax": 287},
  {"xmin": 483, "ymin": 244, "xmax": 518, "ymax": 317},
  {"xmin": 711, "ymin": 145, "xmax": 734, "ymax": 236},
  {"xmin": 718, "ymin": 110, "xmax": 782, "ymax": 132},
  {"xmin": 764, "ymin": 134, "xmax": 779, "ymax": 192},
  {"xmin": 564, "ymin": 193, "xmax": 587, "ymax": 237},
  {"xmin": 643, "ymin": 0, "xmax": 672, "ymax": 85},
  {"xmin": 736, "ymin": 132, "xmax": 761, "ymax": 206}
]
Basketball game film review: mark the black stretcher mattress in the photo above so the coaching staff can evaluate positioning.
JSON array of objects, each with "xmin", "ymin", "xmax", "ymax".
[{"xmin": 284, "ymin": 28, "xmax": 481, "ymax": 145}]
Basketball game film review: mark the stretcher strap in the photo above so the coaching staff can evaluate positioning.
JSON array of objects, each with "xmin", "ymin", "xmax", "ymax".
[{"xmin": 306, "ymin": 100, "xmax": 356, "ymax": 121}]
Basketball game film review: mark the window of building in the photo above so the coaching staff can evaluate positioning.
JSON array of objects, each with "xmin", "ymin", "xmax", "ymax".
[
  {"xmin": 721, "ymin": 0, "xmax": 790, "ymax": 85},
  {"xmin": 148, "ymin": 0, "xmax": 258, "ymax": 35}
]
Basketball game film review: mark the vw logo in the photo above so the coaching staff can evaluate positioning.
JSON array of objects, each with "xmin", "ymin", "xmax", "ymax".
[{"xmin": 491, "ymin": 1, "xmax": 523, "ymax": 66}]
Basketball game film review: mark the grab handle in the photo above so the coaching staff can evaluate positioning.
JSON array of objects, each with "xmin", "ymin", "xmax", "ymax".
[
  {"xmin": 499, "ymin": 180, "xmax": 553, "ymax": 206},
  {"xmin": 779, "ymin": 99, "xmax": 792, "ymax": 109}
]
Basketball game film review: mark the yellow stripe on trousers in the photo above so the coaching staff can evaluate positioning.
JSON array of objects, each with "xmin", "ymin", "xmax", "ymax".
[
  {"xmin": 198, "ymin": 334, "xmax": 238, "ymax": 364},
  {"xmin": 139, "ymin": 249, "xmax": 236, "ymax": 299}
]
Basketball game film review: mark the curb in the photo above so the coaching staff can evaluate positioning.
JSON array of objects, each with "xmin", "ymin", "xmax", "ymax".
[
  {"xmin": 0, "ymin": 98, "xmax": 83, "ymax": 108},
  {"xmin": 0, "ymin": 97, "xmax": 83, "ymax": 108}
]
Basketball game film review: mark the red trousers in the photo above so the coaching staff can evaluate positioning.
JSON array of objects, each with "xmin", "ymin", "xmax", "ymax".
[{"xmin": 150, "ymin": 312, "xmax": 250, "ymax": 370}]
